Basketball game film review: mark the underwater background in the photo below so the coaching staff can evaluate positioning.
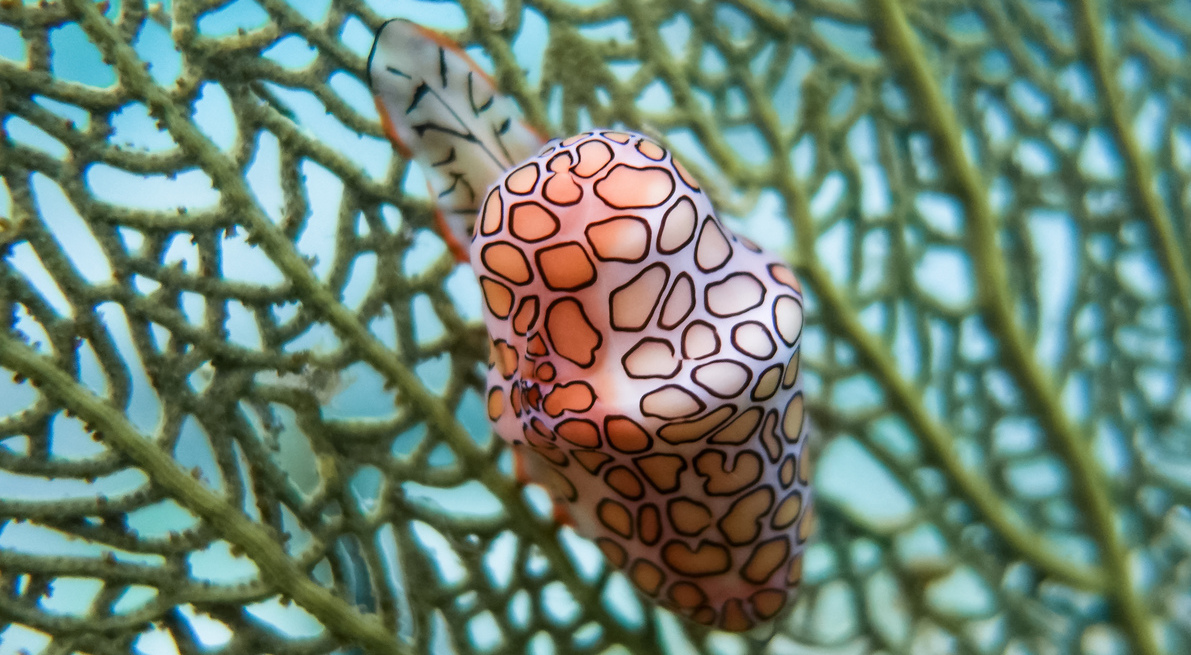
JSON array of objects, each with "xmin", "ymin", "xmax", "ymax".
[{"xmin": 0, "ymin": 0, "xmax": 1188, "ymax": 653}]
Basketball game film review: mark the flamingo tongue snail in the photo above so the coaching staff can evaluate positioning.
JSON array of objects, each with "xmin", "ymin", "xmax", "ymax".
[{"xmin": 369, "ymin": 20, "xmax": 814, "ymax": 632}]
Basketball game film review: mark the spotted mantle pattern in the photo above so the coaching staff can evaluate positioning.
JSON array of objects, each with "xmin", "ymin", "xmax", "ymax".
[{"xmin": 472, "ymin": 129, "xmax": 814, "ymax": 631}]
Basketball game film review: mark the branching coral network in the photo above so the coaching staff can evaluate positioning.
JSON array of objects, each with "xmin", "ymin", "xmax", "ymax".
[{"xmin": 0, "ymin": 0, "xmax": 1187, "ymax": 654}]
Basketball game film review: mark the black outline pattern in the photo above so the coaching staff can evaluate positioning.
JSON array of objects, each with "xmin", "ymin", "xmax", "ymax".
[
  {"xmin": 640, "ymin": 384, "xmax": 706, "ymax": 419},
  {"xmin": 609, "ymin": 262, "xmax": 671, "ymax": 332},
  {"xmin": 594, "ymin": 164, "xmax": 676, "ymax": 210},
  {"xmin": 507, "ymin": 200, "xmax": 561, "ymax": 242},
  {"xmin": 705, "ymin": 272, "xmax": 766, "ymax": 318},
  {"xmin": 633, "ymin": 453, "xmax": 687, "ymax": 493},
  {"xmin": 657, "ymin": 196, "xmax": 698, "ymax": 254},
  {"xmin": 621, "ymin": 337, "xmax": 680, "ymax": 379},
  {"xmin": 717, "ymin": 486, "xmax": 775, "ymax": 547},
  {"xmin": 604, "ymin": 415, "xmax": 654, "ymax": 454},
  {"xmin": 659, "ymin": 272, "xmax": 695, "ymax": 329},
  {"xmin": 535, "ymin": 241, "xmax": 596, "ymax": 292},
  {"xmin": 480, "ymin": 241, "xmax": 534, "ymax": 285},
  {"xmin": 694, "ymin": 449, "xmax": 763, "ymax": 496},
  {"xmin": 732, "ymin": 320, "xmax": 777, "ymax": 360},
  {"xmin": 691, "ymin": 360, "xmax": 753, "ymax": 399},
  {"xmin": 544, "ymin": 298, "xmax": 602, "ymax": 368},
  {"xmin": 667, "ymin": 497, "xmax": 713, "ymax": 536},
  {"xmin": 585, "ymin": 215, "xmax": 652, "ymax": 263},
  {"xmin": 694, "ymin": 216, "xmax": 733, "ymax": 273},
  {"xmin": 681, "ymin": 320, "xmax": 722, "ymax": 360}
]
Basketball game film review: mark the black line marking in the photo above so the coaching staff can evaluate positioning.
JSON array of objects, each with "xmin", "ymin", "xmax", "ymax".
[
  {"xmin": 458, "ymin": 176, "xmax": 478, "ymax": 203},
  {"xmin": 437, "ymin": 172, "xmax": 478, "ymax": 203},
  {"xmin": 406, "ymin": 82, "xmax": 431, "ymax": 114},
  {"xmin": 492, "ymin": 119, "xmax": 515, "ymax": 165},
  {"xmin": 410, "ymin": 88, "xmax": 509, "ymax": 169},
  {"xmin": 468, "ymin": 72, "xmax": 495, "ymax": 115},
  {"xmin": 413, "ymin": 121, "xmax": 475, "ymax": 141},
  {"xmin": 438, "ymin": 46, "xmax": 448, "ymax": 88},
  {"xmin": 386, "ymin": 65, "xmax": 411, "ymax": 79},
  {"xmin": 431, "ymin": 147, "xmax": 457, "ymax": 167},
  {"xmin": 437, "ymin": 173, "xmax": 463, "ymax": 198}
]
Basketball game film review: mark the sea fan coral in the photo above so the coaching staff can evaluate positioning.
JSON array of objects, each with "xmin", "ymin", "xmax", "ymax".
[{"xmin": 0, "ymin": 1, "xmax": 1187, "ymax": 654}]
